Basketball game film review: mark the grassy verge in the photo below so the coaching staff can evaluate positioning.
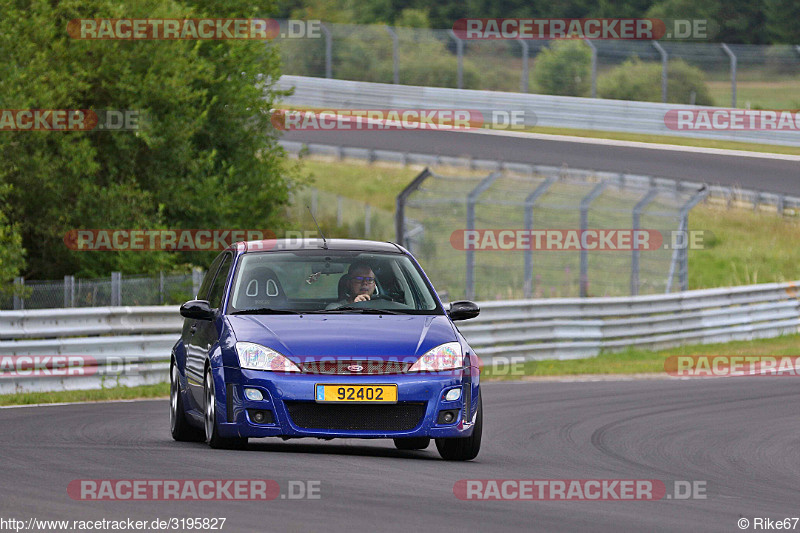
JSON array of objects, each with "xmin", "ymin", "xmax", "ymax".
[
  {"xmin": 482, "ymin": 334, "xmax": 800, "ymax": 380},
  {"xmin": 0, "ymin": 382, "xmax": 169, "ymax": 407}
]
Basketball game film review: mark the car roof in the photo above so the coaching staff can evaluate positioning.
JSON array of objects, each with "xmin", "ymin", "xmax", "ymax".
[{"xmin": 234, "ymin": 238, "xmax": 405, "ymax": 254}]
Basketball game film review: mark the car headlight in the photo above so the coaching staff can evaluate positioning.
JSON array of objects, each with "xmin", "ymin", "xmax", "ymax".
[
  {"xmin": 408, "ymin": 342, "xmax": 463, "ymax": 372},
  {"xmin": 236, "ymin": 342, "xmax": 300, "ymax": 372}
]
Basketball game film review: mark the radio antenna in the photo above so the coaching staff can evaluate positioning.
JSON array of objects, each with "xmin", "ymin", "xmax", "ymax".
[{"xmin": 306, "ymin": 205, "xmax": 328, "ymax": 249}]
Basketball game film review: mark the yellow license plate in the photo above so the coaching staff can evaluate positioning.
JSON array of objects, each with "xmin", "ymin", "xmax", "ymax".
[{"xmin": 315, "ymin": 384, "xmax": 397, "ymax": 403}]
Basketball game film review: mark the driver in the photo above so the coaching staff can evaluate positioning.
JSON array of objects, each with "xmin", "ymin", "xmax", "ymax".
[{"xmin": 344, "ymin": 262, "xmax": 376, "ymax": 303}]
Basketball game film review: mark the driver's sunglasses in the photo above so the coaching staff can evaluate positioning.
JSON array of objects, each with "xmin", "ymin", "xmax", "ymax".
[{"xmin": 351, "ymin": 276, "xmax": 375, "ymax": 284}]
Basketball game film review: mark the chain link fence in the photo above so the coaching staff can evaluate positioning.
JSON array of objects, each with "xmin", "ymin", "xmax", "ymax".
[
  {"xmin": 1, "ymin": 272, "xmax": 200, "ymax": 310},
  {"xmin": 274, "ymin": 20, "xmax": 800, "ymax": 109},
  {"xmin": 397, "ymin": 168, "xmax": 706, "ymax": 301}
]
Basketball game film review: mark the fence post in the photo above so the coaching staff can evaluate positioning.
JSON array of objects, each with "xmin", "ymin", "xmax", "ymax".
[
  {"xmin": 364, "ymin": 204, "xmax": 371, "ymax": 238},
  {"xmin": 13, "ymin": 277, "xmax": 23, "ymax": 310},
  {"xmin": 579, "ymin": 182, "xmax": 608, "ymax": 297},
  {"xmin": 665, "ymin": 187, "xmax": 707, "ymax": 293},
  {"xmin": 63, "ymin": 275, "xmax": 75, "ymax": 307},
  {"xmin": 721, "ymin": 44, "xmax": 737, "ymax": 107},
  {"xmin": 111, "ymin": 272, "xmax": 121, "ymax": 306},
  {"xmin": 320, "ymin": 23, "xmax": 333, "ymax": 79},
  {"xmin": 159, "ymin": 271, "xmax": 165, "ymax": 305},
  {"xmin": 311, "ymin": 188, "xmax": 318, "ymax": 215},
  {"xmin": 652, "ymin": 41, "xmax": 668, "ymax": 103},
  {"xmin": 631, "ymin": 189, "xmax": 660, "ymax": 295},
  {"xmin": 523, "ymin": 177, "xmax": 556, "ymax": 298},
  {"xmin": 584, "ymin": 39, "xmax": 597, "ymax": 98},
  {"xmin": 385, "ymin": 26, "xmax": 399, "ymax": 84},
  {"xmin": 466, "ymin": 172, "xmax": 501, "ymax": 300},
  {"xmin": 518, "ymin": 38, "xmax": 529, "ymax": 93},
  {"xmin": 395, "ymin": 168, "xmax": 432, "ymax": 247},
  {"xmin": 448, "ymin": 30, "xmax": 464, "ymax": 89},
  {"xmin": 337, "ymin": 196, "xmax": 343, "ymax": 226},
  {"xmin": 192, "ymin": 268, "xmax": 203, "ymax": 298}
]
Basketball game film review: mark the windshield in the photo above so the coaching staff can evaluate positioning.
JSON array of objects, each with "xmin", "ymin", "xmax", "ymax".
[{"xmin": 227, "ymin": 251, "xmax": 442, "ymax": 314}]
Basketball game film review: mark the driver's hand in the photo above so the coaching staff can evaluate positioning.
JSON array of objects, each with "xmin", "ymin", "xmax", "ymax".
[{"xmin": 354, "ymin": 294, "xmax": 371, "ymax": 302}]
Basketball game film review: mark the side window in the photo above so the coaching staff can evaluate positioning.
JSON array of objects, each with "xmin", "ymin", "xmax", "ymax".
[
  {"xmin": 197, "ymin": 253, "xmax": 225, "ymax": 300},
  {"xmin": 208, "ymin": 254, "xmax": 233, "ymax": 309}
]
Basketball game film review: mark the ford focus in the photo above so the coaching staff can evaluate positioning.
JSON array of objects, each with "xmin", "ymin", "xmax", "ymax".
[{"xmin": 170, "ymin": 238, "xmax": 482, "ymax": 460}]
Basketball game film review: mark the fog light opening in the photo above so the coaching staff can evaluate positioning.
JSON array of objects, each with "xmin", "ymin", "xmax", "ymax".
[
  {"xmin": 437, "ymin": 409, "xmax": 459, "ymax": 425},
  {"xmin": 244, "ymin": 388, "xmax": 263, "ymax": 401}
]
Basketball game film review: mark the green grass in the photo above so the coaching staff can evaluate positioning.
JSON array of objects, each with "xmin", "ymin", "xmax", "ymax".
[
  {"xmin": 482, "ymin": 333, "xmax": 800, "ymax": 379},
  {"xmin": 0, "ymin": 382, "xmax": 169, "ymax": 406},
  {"xmin": 707, "ymin": 80, "xmax": 800, "ymax": 111}
]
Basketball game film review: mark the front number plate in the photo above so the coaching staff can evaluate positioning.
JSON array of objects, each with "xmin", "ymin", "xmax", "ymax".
[{"xmin": 315, "ymin": 384, "xmax": 398, "ymax": 403}]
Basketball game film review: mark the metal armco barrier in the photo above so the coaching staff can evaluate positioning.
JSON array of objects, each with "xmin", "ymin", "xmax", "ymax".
[
  {"xmin": 276, "ymin": 75, "xmax": 800, "ymax": 147},
  {"xmin": 1, "ymin": 280, "xmax": 799, "ymax": 392}
]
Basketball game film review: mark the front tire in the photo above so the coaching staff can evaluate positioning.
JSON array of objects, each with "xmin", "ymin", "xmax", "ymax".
[
  {"xmin": 170, "ymin": 362, "xmax": 204, "ymax": 442},
  {"xmin": 204, "ymin": 368, "xmax": 247, "ymax": 450},
  {"xmin": 393, "ymin": 437, "xmax": 431, "ymax": 450},
  {"xmin": 435, "ymin": 394, "xmax": 482, "ymax": 461}
]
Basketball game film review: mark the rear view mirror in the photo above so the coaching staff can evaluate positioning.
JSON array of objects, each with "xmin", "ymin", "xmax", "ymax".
[
  {"xmin": 447, "ymin": 300, "xmax": 480, "ymax": 321},
  {"xmin": 180, "ymin": 300, "xmax": 215, "ymax": 321}
]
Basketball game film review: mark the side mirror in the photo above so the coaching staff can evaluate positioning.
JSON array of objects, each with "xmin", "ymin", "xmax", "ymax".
[
  {"xmin": 447, "ymin": 300, "xmax": 480, "ymax": 321},
  {"xmin": 180, "ymin": 300, "xmax": 215, "ymax": 321}
]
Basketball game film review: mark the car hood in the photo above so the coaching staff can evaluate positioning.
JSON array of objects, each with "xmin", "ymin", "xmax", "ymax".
[{"xmin": 227, "ymin": 314, "xmax": 457, "ymax": 363}]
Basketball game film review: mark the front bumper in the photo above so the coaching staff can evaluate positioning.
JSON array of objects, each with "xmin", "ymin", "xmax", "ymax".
[{"xmin": 211, "ymin": 366, "xmax": 479, "ymax": 439}]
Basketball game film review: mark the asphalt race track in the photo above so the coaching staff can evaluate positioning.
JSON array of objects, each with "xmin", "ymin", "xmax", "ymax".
[
  {"xmin": 282, "ymin": 129, "xmax": 800, "ymax": 196},
  {"xmin": 3, "ymin": 378, "xmax": 797, "ymax": 532}
]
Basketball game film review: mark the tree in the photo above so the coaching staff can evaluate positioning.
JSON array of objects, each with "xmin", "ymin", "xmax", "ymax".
[
  {"xmin": 0, "ymin": 0, "xmax": 296, "ymax": 279},
  {"xmin": 533, "ymin": 40, "xmax": 592, "ymax": 97}
]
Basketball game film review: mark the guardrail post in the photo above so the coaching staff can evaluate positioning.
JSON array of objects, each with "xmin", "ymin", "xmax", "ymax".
[
  {"xmin": 448, "ymin": 30, "xmax": 464, "ymax": 89},
  {"xmin": 631, "ymin": 189, "xmax": 660, "ymax": 295},
  {"xmin": 518, "ymin": 38, "xmax": 530, "ymax": 93},
  {"xmin": 466, "ymin": 172, "xmax": 502, "ymax": 300},
  {"xmin": 524, "ymin": 177, "xmax": 556, "ymax": 298},
  {"xmin": 395, "ymin": 168, "xmax": 432, "ymax": 247},
  {"xmin": 320, "ymin": 23, "xmax": 333, "ymax": 79},
  {"xmin": 666, "ymin": 186, "xmax": 707, "ymax": 293},
  {"xmin": 111, "ymin": 272, "xmax": 121, "ymax": 306},
  {"xmin": 192, "ymin": 268, "xmax": 203, "ymax": 298},
  {"xmin": 652, "ymin": 41, "xmax": 668, "ymax": 103},
  {"xmin": 579, "ymin": 182, "xmax": 608, "ymax": 297},
  {"xmin": 721, "ymin": 44, "xmax": 737, "ymax": 107},
  {"xmin": 13, "ymin": 277, "xmax": 23, "ymax": 310},
  {"xmin": 584, "ymin": 39, "xmax": 597, "ymax": 98},
  {"xmin": 385, "ymin": 26, "xmax": 399, "ymax": 84}
]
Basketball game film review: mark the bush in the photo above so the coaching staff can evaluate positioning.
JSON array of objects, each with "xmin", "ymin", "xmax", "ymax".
[
  {"xmin": 598, "ymin": 58, "xmax": 714, "ymax": 105},
  {"xmin": 532, "ymin": 40, "xmax": 592, "ymax": 97}
]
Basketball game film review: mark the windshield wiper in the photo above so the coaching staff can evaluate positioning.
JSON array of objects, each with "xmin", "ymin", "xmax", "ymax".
[
  {"xmin": 321, "ymin": 306, "xmax": 403, "ymax": 315},
  {"xmin": 230, "ymin": 308, "xmax": 302, "ymax": 315}
]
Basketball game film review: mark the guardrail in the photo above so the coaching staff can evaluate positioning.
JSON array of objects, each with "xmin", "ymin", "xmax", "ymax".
[
  {"xmin": 2, "ymin": 280, "xmax": 799, "ymax": 392},
  {"xmin": 276, "ymin": 75, "xmax": 800, "ymax": 147},
  {"xmin": 280, "ymin": 140, "xmax": 800, "ymax": 216}
]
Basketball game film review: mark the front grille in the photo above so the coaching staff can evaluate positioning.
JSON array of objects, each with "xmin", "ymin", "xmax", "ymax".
[
  {"xmin": 300, "ymin": 360, "xmax": 412, "ymax": 375},
  {"xmin": 285, "ymin": 401, "xmax": 427, "ymax": 431}
]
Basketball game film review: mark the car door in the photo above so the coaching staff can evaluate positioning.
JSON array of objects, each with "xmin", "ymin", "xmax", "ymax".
[{"xmin": 187, "ymin": 252, "xmax": 233, "ymax": 408}]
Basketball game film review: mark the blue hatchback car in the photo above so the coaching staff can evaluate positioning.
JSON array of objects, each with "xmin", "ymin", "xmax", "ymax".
[{"xmin": 170, "ymin": 238, "xmax": 483, "ymax": 460}]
